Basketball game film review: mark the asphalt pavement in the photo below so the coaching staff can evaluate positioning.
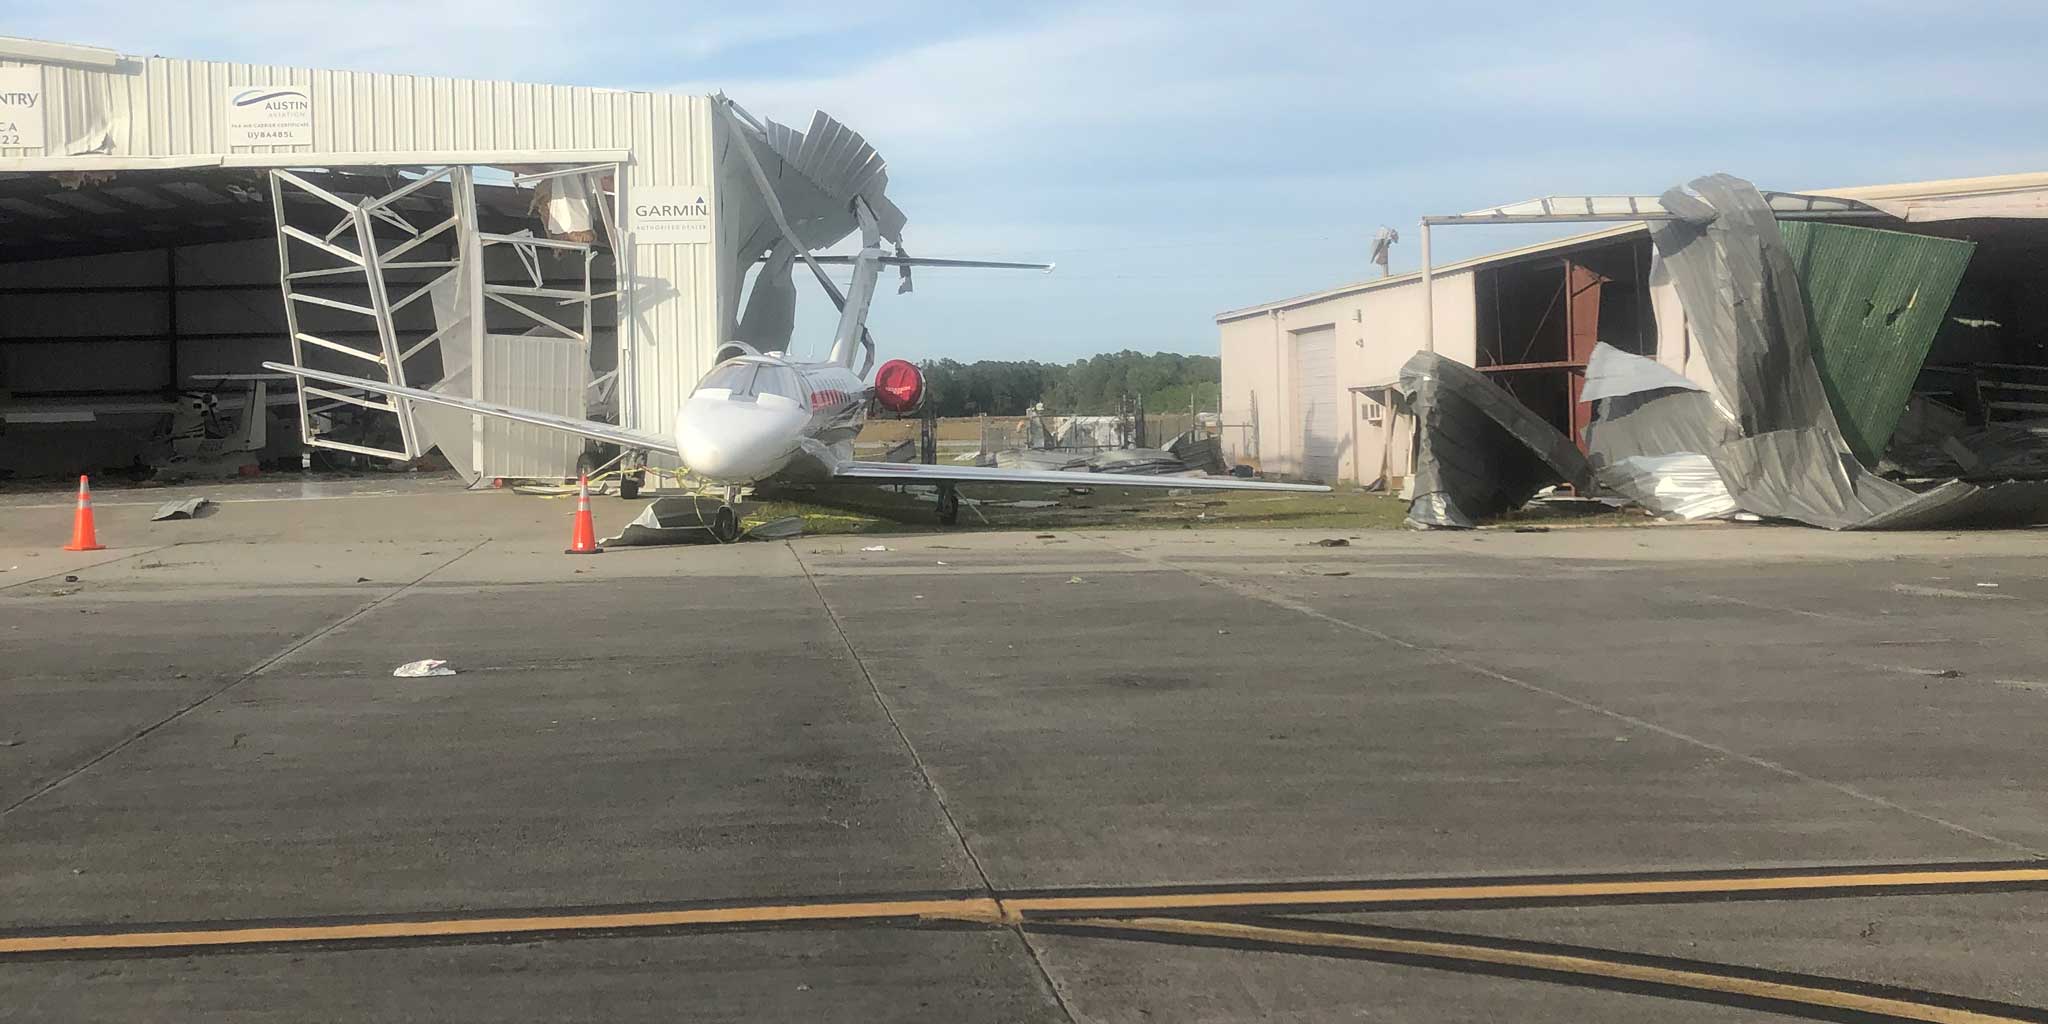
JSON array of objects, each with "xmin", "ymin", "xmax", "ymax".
[{"xmin": 3, "ymin": 476, "xmax": 2046, "ymax": 1022}]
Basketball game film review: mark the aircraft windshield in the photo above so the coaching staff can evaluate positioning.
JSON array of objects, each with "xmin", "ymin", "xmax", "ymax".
[
  {"xmin": 695, "ymin": 361, "xmax": 806, "ymax": 403},
  {"xmin": 697, "ymin": 362, "xmax": 760, "ymax": 395},
  {"xmin": 754, "ymin": 366, "xmax": 803, "ymax": 400}
]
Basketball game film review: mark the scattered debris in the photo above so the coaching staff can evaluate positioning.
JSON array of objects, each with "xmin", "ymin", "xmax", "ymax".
[
  {"xmin": 392, "ymin": 659, "xmax": 456, "ymax": 678},
  {"xmin": 1066, "ymin": 576, "xmax": 1086, "ymax": 584},
  {"xmin": 0, "ymin": 739, "xmax": 20, "ymax": 747},
  {"xmin": 1512, "ymin": 525, "xmax": 1551, "ymax": 534},
  {"xmin": 355, "ymin": 576, "xmax": 371, "ymax": 583},
  {"xmin": 1313, "ymin": 538, "xmax": 1350, "ymax": 547},
  {"xmin": 599, "ymin": 498, "xmax": 805, "ymax": 547},
  {"xmin": 49, "ymin": 587, "xmax": 79, "ymax": 597},
  {"xmin": 1395, "ymin": 351, "xmax": 1596, "ymax": 529},
  {"xmin": 512, "ymin": 480, "xmax": 610, "ymax": 497},
  {"xmin": 1322, "ymin": 570, "xmax": 1352, "ymax": 577},
  {"xmin": 745, "ymin": 516, "xmax": 805, "ymax": 541},
  {"xmin": 935, "ymin": 560, "xmax": 950, "ymax": 566},
  {"xmin": 1634, "ymin": 175, "xmax": 2048, "ymax": 530},
  {"xmin": 1167, "ymin": 432, "xmax": 1229, "ymax": 475},
  {"xmin": 150, "ymin": 497, "xmax": 213, "ymax": 521},
  {"xmin": 63, "ymin": 575, "xmax": 78, "ymax": 583},
  {"xmin": 1924, "ymin": 668, "xmax": 1964, "ymax": 679},
  {"xmin": 1216, "ymin": 629, "xmax": 1230, "ymax": 635},
  {"xmin": 861, "ymin": 544, "xmax": 890, "ymax": 552},
  {"xmin": 1976, "ymin": 582, "xmax": 2000, "ymax": 588},
  {"xmin": 1035, "ymin": 534, "xmax": 1056, "ymax": 539}
]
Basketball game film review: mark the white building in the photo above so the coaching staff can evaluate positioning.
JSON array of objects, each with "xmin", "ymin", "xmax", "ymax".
[
  {"xmin": 0, "ymin": 34, "xmax": 850, "ymax": 479},
  {"xmin": 1217, "ymin": 173, "xmax": 2048, "ymax": 487}
]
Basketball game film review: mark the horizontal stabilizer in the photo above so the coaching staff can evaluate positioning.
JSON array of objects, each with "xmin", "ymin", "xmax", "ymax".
[{"xmin": 799, "ymin": 255, "xmax": 1053, "ymax": 272}]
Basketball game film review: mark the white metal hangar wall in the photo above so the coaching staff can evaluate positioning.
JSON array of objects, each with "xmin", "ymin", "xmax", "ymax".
[{"xmin": 0, "ymin": 35, "xmax": 724, "ymax": 468}]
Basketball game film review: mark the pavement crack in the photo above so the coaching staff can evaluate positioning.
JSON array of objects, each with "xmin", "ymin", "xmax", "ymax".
[
  {"xmin": 1, "ymin": 545, "xmax": 173, "ymax": 593},
  {"xmin": 1085, "ymin": 535, "xmax": 2044, "ymax": 859},
  {"xmin": 0, "ymin": 538, "xmax": 491, "ymax": 822},
  {"xmin": 787, "ymin": 542, "xmax": 1079, "ymax": 1024}
]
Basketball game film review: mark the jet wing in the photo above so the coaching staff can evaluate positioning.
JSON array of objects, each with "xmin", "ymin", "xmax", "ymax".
[
  {"xmin": 829, "ymin": 460, "xmax": 1330, "ymax": 493},
  {"xmin": 260, "ymin": 363, "xmax": 679, "ymax": 456}
]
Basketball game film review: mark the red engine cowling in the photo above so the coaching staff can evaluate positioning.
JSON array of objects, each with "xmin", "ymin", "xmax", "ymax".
[{"xmin": 872, "ymin": 359, "xmax": 925, "ymax": 413}]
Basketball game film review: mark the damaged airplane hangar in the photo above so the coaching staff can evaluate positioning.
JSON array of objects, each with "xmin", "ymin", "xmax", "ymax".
[
  {"xmin": 1224, "ymin": 169, "xmax": 2048, "ymax": 531},
  {"xmin": 0, "ymin": 36, "xmax": 941, "ymax": 490}
]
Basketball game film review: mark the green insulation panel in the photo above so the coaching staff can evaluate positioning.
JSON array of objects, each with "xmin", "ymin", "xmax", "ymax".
[{"xmin": 1778, "ymin": 221, "xmax": 1975, "ymax": 466}]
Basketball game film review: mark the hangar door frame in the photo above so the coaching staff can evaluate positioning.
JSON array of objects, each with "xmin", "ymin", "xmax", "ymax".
[{"xmin": 1290, "ymin": 324, "xmax": 1340, "ymax": 482}]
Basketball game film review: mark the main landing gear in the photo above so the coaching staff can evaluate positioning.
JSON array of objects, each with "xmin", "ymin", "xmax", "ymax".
[{"xmin": 937, "ymin": 483, "xmax": 960, "ymax": 526}]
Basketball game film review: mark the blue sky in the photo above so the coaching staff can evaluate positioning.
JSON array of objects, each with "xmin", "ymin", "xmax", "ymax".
[{"xmin": 15, "ymin": 1, "xmax": 2048, "ymax": 363}]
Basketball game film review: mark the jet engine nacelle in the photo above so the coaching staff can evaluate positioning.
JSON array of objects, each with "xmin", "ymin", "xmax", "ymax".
[{"xmin": 872, "ymin": 359, "xmax": 925, "ymax": 413}]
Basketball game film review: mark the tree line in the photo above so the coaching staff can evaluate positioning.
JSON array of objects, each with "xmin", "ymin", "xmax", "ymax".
[{"xmin": 918, "ymin": 350, "xmax": 1220, "ymax": 418}]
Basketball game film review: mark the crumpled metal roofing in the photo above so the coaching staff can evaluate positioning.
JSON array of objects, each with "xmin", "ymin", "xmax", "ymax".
[
  {"xmin": 1395, "ymin": 351, "xmax": 1596, "ymax": 529},
  {"xmin": 759, "ymin": 111, "xmax": 907, "ymax": 246},
  {"xmin": 1580, "ymin": 342, "xmax": 1703, "ymax": 404},
  {"xmin": 1635, "ymin": 174, "xmax": 2048, "ymax": 531}
]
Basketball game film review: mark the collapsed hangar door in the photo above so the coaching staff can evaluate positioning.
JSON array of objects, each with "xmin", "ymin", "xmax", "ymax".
[{"xmin": 1292, "ymin": 326, "xmax": 1340, "ymax": 481}]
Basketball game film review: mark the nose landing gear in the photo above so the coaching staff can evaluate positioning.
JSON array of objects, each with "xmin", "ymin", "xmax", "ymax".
[{"xmin": 711, "ymin": 485, "xmax": 743, "ymax": 543}]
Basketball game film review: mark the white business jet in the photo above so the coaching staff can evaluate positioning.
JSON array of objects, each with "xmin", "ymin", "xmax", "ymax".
[{"xmin": 266, "ymin": 100, "xmax": 1325, "ymax": 541}]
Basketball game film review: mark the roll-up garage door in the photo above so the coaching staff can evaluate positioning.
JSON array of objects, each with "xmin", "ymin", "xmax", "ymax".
[{"xmin": 1292, "ymin": 326, "xmax": 1339, "ymax": 481}]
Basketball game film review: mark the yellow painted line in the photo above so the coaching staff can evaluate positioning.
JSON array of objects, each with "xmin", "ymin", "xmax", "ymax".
[
  {"xmin": 999, "ymin": 867, "xmax": 2048, "ymax": 917},
  {"xmin": 0, "ymin": 898, "xmax": 1003, "ymax": 957},
  {"xmin": 8, "ymin": 865, "xmax": 2048, "ymax": 959},
  {"xmin": 1059, "ymin": 916, "xmax": 2031, "ymax": 1024}
]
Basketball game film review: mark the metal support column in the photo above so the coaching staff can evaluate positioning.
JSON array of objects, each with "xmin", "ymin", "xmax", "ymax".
[{"xmin": 1419, "ymin": 219, "xmax": 1434, "ymax": 354}]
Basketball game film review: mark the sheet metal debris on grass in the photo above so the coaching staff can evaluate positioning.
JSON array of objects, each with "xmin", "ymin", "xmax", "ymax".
[{"xmin": 599, "ymin": 498, "xmax": 805, "ymax": 547}]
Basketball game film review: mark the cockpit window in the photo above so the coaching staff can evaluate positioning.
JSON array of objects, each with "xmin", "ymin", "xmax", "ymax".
[
  {"xmin": 697, "ymin": 361, "xmax": 760, "ymax": 395},
  {"xmin": 754, "ymin": 366, "xmax": 803, "ymax": 401},
  {"xmin": 695, "ymin": 360, "xmax": 807, "ymax": 404}
]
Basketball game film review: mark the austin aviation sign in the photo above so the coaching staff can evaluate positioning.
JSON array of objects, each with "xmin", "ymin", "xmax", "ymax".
[
  {"xmin": 630, "ymin": 186, "xmax": 712, "ymax": 243},
  {"xmin": 225, "ymin": 85, "xmax": 313, "ymax": 146}
]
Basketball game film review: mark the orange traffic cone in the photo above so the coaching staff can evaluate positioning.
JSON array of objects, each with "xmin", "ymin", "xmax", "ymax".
[
  {"xmin": 563, "ymin": 474, "xmax": 602, "ymax": 555},
  {"xmin": 62, "ymin": 474, "xmax": 106, "ymax": 552}
]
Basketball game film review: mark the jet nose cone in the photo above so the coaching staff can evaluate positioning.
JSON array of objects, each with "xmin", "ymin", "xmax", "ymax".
[
  {"xmin": 676, "ymin": 397, "xmax": 804, "ymax": 484},
  {"xmin": 678, "ymin": 434, "xmax": 739, "ymax": 481}
]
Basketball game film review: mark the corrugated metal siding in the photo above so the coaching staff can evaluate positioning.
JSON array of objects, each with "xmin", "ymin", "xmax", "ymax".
[
  {"xmin": 80, "ymin": 56, "xmax": 682, "ymax": 158},
  {"xmin": 1, "ymin": 59, "xmax": 113, "ymax": 156},
  {"xmin": 619, "ymin": 92, "xmax": 717, "ymax": 453},
  {"xmin": 1778, "ymin": 221, "xmax": 1975, "ymax": 466},
  {"xmin": 5, "ymin": 51, "xmax": 723, "ymax": 447},
  {"xmin": 478, "ymin": 333, "xmax": 586, "ymax": 478}
]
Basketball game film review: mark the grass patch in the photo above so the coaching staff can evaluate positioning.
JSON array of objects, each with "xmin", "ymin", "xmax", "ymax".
[{"xmin": 742, "ymin": 483, "xmax": 1408, "ymax": 536}]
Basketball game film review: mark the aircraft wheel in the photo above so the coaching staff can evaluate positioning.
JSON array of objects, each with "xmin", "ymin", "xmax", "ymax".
[
  {"xmin": 936, "ymin": 485, "xmax": 960, "ymax": 526},
  {"xmin": 619, "ymin": 473, "xmax": 642, "ymax": 500},
  {"xmin": 712, "ymin": 504, "xmax": 740, "ymax": 543}
]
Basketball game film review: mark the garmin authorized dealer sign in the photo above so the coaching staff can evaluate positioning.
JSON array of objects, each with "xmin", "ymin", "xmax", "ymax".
[
  {"xmin": 225, "ymin": 85, "xmax": 313, "ymax": 146},
  {"xmin": 630, "ymin": 186, "xmax": 711, "ymax": 243},
  {"xmin": 0, "ymin": 66, "xmax": 45, "ymax": 150}
]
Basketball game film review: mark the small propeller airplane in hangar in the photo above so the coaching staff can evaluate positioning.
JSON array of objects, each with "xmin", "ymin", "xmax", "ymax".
[{"xmin": 266, "ymin": 97, "xmax": 1326, "ymax": 542}]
